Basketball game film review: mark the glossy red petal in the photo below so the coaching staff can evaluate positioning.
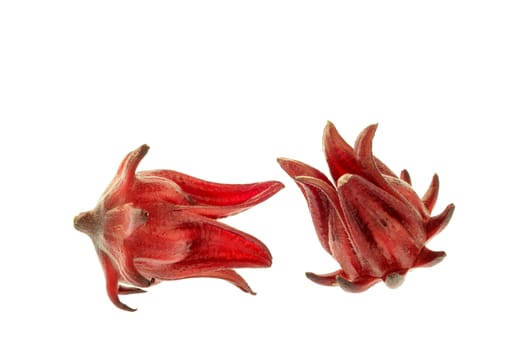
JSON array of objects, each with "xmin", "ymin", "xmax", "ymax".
[
  {"xmin": 146, "ymin": 169, "xmax": 280, "ymax": 207},
  {"xmin": 292, "ymin": 175, "xmax": 342, "ymax": 254},
  {"xmin": 133, "ymin": 210, "xmax": 272, "ymax": 281},
  {"xmin": 323, "ymin": 121, "xmax": 361, "ymax": 182},
  {"xmin": 130, "ymin": 174, "xmax": 191, "ymax": 207},
  {"xmin": 172, "ymin": 181, "xmax": 283, "ymax": 219},
  {"xmin": 295, "ymin": 185, "xmax": 332, "ymax": 254},
  {"xmin": 126, "ymin": 234, "xmax": 192, "ymax": 266},
  {"xmin": 277, "ymin": 158, "xmax": 333, "ymax": 253},
  {"xmin": 277, "ymin": 157, "xmax": 331, "ymax": 183},
  {"xmin": 144, "ymin": 169, "xmax": 283, "ymax": 218},
  {"xmin": 354, "ymin": 124, "xmax": 396, "ymax": 195},
  {"xmin": 134, "ymin": 260, "xmax": 257, "ymax": 294},
  {"xmin": 293, "ymin": 175, "xmax": 363, "ymax": 278},
  {"xmin": 337, "ymin": 174, "xmax": 426, "ymax": 276},
  {"xmin": 386, "ymin": 175, "xmax": 430, "ymax": 219},
  {"xmin": 323, "ymin": 121, "xmax": 396, "ymax": 183}
]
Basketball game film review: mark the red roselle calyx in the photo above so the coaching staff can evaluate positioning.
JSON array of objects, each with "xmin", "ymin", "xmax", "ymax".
[
  {"xmin": 278, "ymin": 122, "xmax": 454, "ymax": 292},
  {"xmin": 74, "ymin": 145, "xmax": 283, "ymax": 311}
]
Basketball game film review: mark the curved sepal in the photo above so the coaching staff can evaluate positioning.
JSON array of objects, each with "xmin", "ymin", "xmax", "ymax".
[
  {"xmin": 305, "ymin": 270, "xmax": 341, "ymax": 286},
  {"xmin": 414, "ymin": 247, "xmax": 446, "ymax": 268},
  {"xmin": 336, "ymin": 275, "xmax": 380, "ymax": 293},
  {"xmin": 103, "ymin": 145, "xmax": 149, "ymax": 207},
  {"xmin": 185, "ymin": 269, "xmax": 256, "ymax": 295},
  {"xmin": 98, "ymin": 250, "xmax": 136, "ymax": 312},
  {"xmin": 118, "ymin": 286, "xmax": 147, "ymax": 295},
  {"xmin": 400, "ymin": 169, "xmax": 412, "ymax": 184},
  {"xmin": 425, "ymin": 203, "xmax": 455, "ymax": 240},
  {"xmin": 422, "ymin": 174, "xmax": 440, "ymax": 213}
]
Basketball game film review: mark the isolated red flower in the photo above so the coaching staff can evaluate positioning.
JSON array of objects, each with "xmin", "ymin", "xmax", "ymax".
[
  {"xmin": 278, "ymin": 122, "xmax": 454, "ymax": 292},
  {"xmin": 74, "ymin": 145, "xmax": 283, "ymax": 311}
]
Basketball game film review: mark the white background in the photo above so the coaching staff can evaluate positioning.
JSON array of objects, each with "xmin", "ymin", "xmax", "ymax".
[{"xmin": 1, "ymin": 1, "xmax": 523, "ymax": 348}]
